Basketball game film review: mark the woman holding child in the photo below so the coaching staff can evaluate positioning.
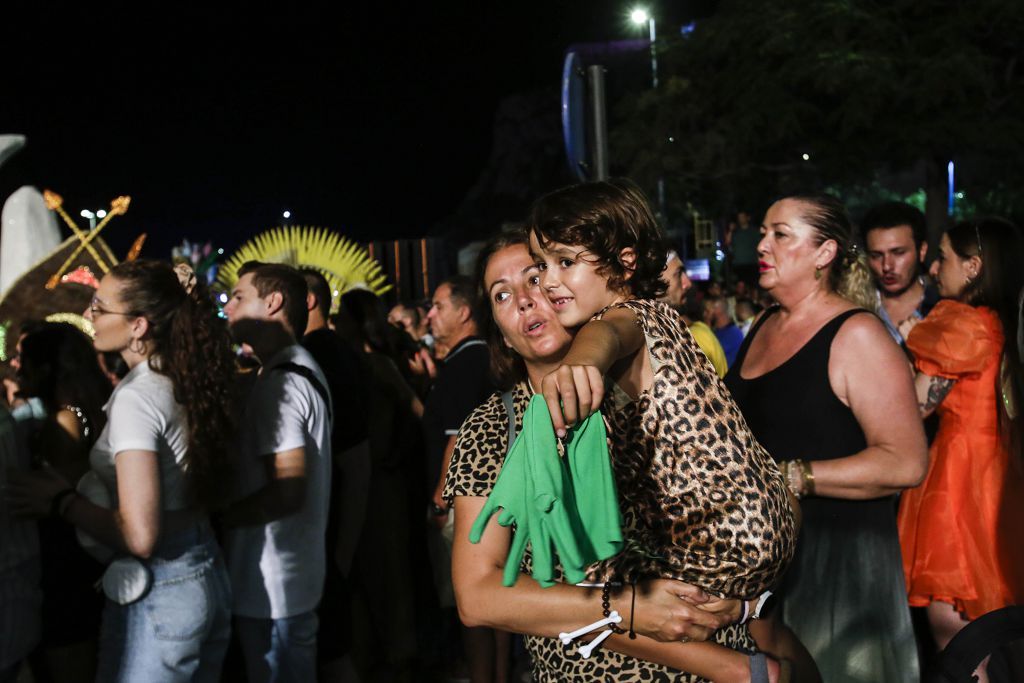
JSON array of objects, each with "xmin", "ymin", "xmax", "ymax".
[{"xmin": 446, "ymin": 180, "xmax": 796, "ymax": 682}]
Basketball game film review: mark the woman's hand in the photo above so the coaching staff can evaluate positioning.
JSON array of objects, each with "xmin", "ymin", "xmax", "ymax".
[
  {"xmin": 629, "ymin": 579, "xmax": 735, "ymax": 643},
  {"xmin": 6, "ymin": 464, "xmax": 73, "ymax": 519},
  {"xmin": 540, "ymin": 363, "xmax": 604, "ymax": 438}
]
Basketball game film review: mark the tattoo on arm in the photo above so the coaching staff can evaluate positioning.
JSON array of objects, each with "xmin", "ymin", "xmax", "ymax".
[{"xmin": 919, "ymin": 376, "xmax": 955, "ymax": 414}]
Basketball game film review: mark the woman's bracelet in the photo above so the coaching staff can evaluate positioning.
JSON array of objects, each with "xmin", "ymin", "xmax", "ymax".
[
  {"xmin": 49, "ymin": 488, "xmax": 76, "ymax": 518},
  {"xmin": 781, "ymin": 459, "xmax": 815, "ymax": 499},
  {"xmin": 801, "ymin": 460, "xmax": 816, "ymax": 497},
  {"xmin": 600, "ymin": 582, "xmax": 626, "ymax": 635},
  {"xmin": 740, "ymin": 591, "xmax": 774, "ymax": 624},
  {"xmin": 600, "ymin": 581, "xmax": 636, "ymax": 638}
]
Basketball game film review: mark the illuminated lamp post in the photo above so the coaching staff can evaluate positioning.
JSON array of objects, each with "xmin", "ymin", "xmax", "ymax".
[
  {"xmin": 630, "ymin": 7, "xmax": 658, "ymax": 89},
  {"xmin": 79, "ymin": 208, "xmax": 107, "ymax": 230},
  {"xmin": 630, "ymin": 7, "xmax": 665, "ymax": 216}
]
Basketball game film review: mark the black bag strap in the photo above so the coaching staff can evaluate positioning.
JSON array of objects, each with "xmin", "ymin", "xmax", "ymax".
[
  {"xmin": 500, "ymin": 390, "xmax": 516, "ymax": 455},
  {"xmin": 271, "ymin": 362, "xmax": 333, "ymax": 422}
]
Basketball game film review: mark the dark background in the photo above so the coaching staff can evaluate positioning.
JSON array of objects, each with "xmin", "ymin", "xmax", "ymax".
[{"xmin": 0, "ymin": 3, "xmax": 714, "ymax": 260}]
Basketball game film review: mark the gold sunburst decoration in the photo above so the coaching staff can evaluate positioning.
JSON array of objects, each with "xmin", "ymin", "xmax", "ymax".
[{"xmin": 216, "ymin": 226, "xmax": 391, "ymax": 309}]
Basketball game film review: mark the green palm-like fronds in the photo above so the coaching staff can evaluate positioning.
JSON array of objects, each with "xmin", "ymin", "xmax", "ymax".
[{"xmin": 216, "ymin": 226, "xmax": 391, "ymax": 309}]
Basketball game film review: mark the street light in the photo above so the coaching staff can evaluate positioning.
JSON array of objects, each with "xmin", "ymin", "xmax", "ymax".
[
  {"xmin": 630, "ymin": 6, "xmax": 663, "ymax": 217},
  {"xmin": 630, "ymin": 6, "xmax": 658, "ymax": 88},
  {"xmin": 79, "ymin": 208, "xmax": 105, "ymax": 229}
]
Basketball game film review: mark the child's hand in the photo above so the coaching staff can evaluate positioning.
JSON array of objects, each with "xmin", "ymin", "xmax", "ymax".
[
  {"xmin": 541, "ymin": 364, "xmax": 604, "ymax": 438},
  {"xmin": 699, "ymin": 595, "xmax": 743, "ymax": 623}
]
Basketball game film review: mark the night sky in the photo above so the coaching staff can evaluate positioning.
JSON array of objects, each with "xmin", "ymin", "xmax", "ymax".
[{"xmin": 1, "ymin": 3, "xmax": 712, "ymax": 259}]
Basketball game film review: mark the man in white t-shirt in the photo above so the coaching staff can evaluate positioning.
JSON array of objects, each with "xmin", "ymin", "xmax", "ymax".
[{"xmin": 222, "ymin": 261, "xmax": 333, "ymax": 683}]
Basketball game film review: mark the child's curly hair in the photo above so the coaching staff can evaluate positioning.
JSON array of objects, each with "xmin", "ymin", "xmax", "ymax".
[{"xmin": 527, "ymin": 178, "xmax": 667, "ymax": 300}]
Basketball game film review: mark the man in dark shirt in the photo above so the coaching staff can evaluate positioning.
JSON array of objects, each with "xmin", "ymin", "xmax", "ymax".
[
  {"xmin": 729, "ymin": 210, "xmax": 761, "ymax": 288},
  {"xmin": 299, "ymin": 268, "xmax": 370, "ymax": 675},
  {"xmin": 301, "ymin": 269, "xmax": 369, "ymax": 453},
  {"xmin": 419, "ymin": 274, "xmax": 498, "ymax": 681},
  {"xmin": 422, "ymin": 275, "xmax": 495, "ymax": 519}
]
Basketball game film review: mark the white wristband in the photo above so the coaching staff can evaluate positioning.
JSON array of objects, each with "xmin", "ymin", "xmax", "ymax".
[
  {"xmin": 752, "ymin": 591, "xmax": 773, "ymax": 620},
  {"xmin": 739, "ymin": 599, "xmax": 751, "ymax": 624}
]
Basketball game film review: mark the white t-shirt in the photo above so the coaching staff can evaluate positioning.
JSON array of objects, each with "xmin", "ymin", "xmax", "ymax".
[
  {"xmin": 90, "ymin": 360, "xmax": 194, "ymax": 510},
  {"xmin": 225, "ymin": 344, "xmax": 333, "ymax": 619}
]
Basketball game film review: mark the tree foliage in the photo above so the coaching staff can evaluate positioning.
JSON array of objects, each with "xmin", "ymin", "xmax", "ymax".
[{"xmin": 612, "ymin": 0, "xmax": 1024, "ymax": 227}]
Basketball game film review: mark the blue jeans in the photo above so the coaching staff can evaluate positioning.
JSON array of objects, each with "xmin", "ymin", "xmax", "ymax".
[
  {"xmin": 235, "ymin": 611, "xmax": 318, "ymax": 683},
  {"xmin": 96, "ymin": 522, "xmax": 231, "ymax": 683}
]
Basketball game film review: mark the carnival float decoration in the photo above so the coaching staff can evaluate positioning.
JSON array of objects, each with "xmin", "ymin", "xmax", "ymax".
[
  {"xmin": 216, "ymin": 225, "xmax": 391, "ymax": 310},
  {"xmin": 0, "ymin": 187, "xmax": 139, "ymax": 360},
  {"xmin": 172, "ymin": 239, "xmax": 222, "ymax": 286}
]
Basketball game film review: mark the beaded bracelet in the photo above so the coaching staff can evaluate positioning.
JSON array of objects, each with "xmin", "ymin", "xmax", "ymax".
[{"xmin": 600, "ymin": 581, "xmax": 637, "ymax": 639}]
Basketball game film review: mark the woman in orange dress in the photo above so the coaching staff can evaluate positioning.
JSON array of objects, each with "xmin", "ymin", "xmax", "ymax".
[{"xmin": 899, "ymin": 217, "xmax": 1024, "ymax": 668}]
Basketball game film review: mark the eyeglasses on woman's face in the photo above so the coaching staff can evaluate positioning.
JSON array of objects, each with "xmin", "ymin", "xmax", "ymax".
[{"xmin": 88, "ymin": 297, "xmax": 134, "ymax": 318}]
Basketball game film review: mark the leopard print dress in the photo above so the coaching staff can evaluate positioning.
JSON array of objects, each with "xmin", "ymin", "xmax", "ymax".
[
  {"xmin": 445, "ymin": 383, "xmax": 757, "ymax": 682},
  {"xmin": 589, "ymin": 299, "xmax": 796, "ymax": 599}
]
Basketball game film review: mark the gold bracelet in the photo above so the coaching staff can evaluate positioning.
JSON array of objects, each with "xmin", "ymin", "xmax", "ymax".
[
  {"xmin": 801, "ymin": 461, "xmax": 816, "ymax": 497},
  {"xmin": 793, "ymin": 459, "xmax": 806, "ymax": 498},
  {"xmin": 780, "ymin": 460, "xmax": 803, "ymax": 499}
]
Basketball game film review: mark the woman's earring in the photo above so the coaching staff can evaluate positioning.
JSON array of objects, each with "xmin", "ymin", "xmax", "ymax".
[{"xmin": 814, "ymin": 266, "xmax": 823, "ymax": 281}]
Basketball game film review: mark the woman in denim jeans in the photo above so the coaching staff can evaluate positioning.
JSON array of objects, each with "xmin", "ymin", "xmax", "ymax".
[{"xmin": 8, "ymin": 260, "xmax": 237, "ymax": 682}]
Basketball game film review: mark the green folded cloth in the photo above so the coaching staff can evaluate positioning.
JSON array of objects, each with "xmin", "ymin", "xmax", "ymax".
[{"xmin": 469, "ymin": 395, "xmax": 623, "ymax": 587}]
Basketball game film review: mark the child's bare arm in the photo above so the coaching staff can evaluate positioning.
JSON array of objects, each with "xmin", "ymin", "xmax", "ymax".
[{"xmin": 542, "ymin": 307, "xmax": 644, "ymax": 436}]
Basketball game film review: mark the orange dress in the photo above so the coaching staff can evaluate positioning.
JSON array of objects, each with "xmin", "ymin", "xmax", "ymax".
[{"xmin": 899, "ymin": 300, "xmax": 1024, "ymax": 619}]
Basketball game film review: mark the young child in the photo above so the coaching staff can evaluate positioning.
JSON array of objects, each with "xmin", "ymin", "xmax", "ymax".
[{"xmin": 528, "ymin": 179, "xmax": 797, "ymax": 634}]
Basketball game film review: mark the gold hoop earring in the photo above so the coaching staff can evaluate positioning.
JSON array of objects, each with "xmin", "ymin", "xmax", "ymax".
[{"xmin": 128, "ymin": 337, "xmax": 146, "ymax": 355}]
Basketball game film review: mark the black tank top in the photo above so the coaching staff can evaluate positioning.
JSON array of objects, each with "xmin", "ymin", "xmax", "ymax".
[
  {"xmin": 725, "ymin": 307, "xmax": 868, "ymax": 463},
  {"xmin": 726, "ymin": 306, "xmax": 899, "ymax": 529}
]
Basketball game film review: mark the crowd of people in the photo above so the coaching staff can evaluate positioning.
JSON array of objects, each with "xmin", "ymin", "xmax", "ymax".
[{"xmin": 0, "ymin": 180, "xmax": 1022, "ymax": 683}]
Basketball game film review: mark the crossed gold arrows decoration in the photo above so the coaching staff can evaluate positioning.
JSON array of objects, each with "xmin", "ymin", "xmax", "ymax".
[{"xmin": 42, "ymin": 190, "xmax": 131, "ymax": 289}]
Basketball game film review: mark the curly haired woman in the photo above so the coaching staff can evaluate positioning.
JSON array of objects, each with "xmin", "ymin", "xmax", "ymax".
[{"xmin": 9, "ymin": 260, "xmax": 237, "ymax": 683}]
